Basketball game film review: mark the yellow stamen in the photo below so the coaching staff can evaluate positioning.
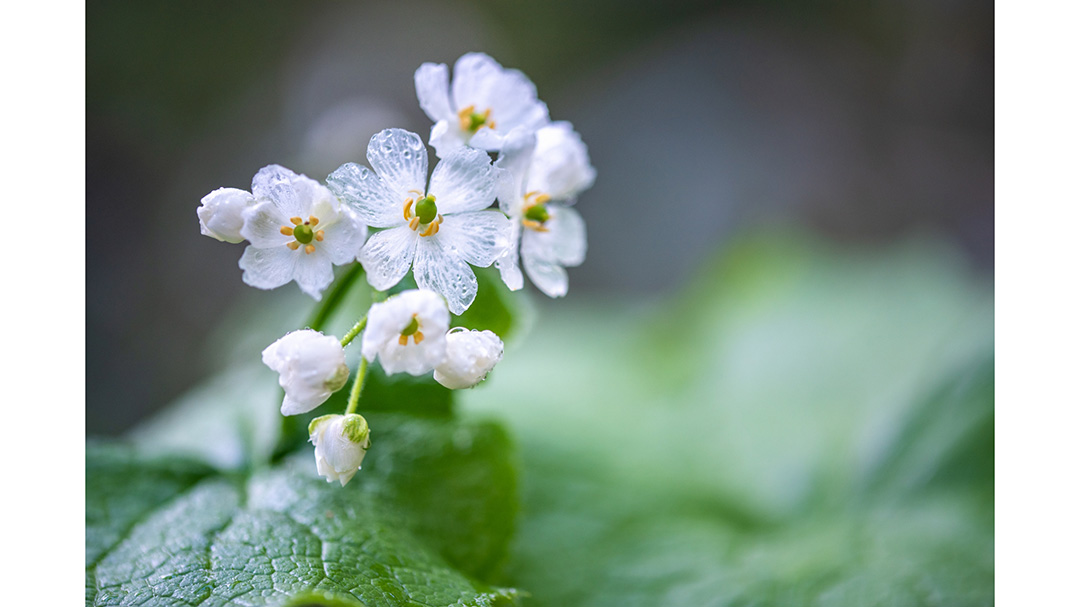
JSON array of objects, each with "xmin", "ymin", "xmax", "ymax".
[
  {"xmin": 403, "ymin": 198, "xmax": 414, "ymax": 221},
  {"xmin": 533, "ymin": 193, "xmax": 551, "ymax": 204},
  {"xmin": 414, "ymin": 331, "xmax": 424, "ymax": 344},
  {"xmin": 287, "ymin": 241, "xmax": 300, "ymax": 250},
  {"xmin": 309, "ymin": 215, "xmax": 319, "ymax": 226},
  {"xmin": 290, "ymin": 217, "xmax": 303, "ymax": 225},
  {"xmin": 523, "ymin": 219, "xmax": 549, "ymax": 233},
  {"xmin": 305, "ymin": 244, "xmax": 316, "ymax": 254},
  {"xmin": 409, "ymin": 217, "xmax": 420, "ymax": 231},
  {"xmin": 315, "ymin": 230, "xmax": 324, "ymax": 241},
  {"xmin": 398, "ymin": 334, "xmax": 408, "ymax": 346},
  {"xmin": 280, "ymin": 226, "xmax": 294, "ymax": 236}
]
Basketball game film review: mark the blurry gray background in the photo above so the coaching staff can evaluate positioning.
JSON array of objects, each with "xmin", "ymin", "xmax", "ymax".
[{"xmin": 86, "ymin": 0, "xmax": 992, "ymax": 435}]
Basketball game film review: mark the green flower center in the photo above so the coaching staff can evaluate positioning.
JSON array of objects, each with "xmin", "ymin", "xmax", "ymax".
[
  {"xmin": 401, "ymin": 316, "xmax": 420, "ymax": 337},
  {"xmin": 292, "ymin": 223, "xmax": 314, "ymax": 244},
  {"xmin": 524, "ymin": 203, "xmax": 550, "ymax": 223},
  {"xmin": 415, "ymin": 195, "xmax": 438, "ymax": 225}
]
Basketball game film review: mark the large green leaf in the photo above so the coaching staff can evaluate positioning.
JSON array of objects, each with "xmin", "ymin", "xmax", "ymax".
[
  {"xmin": 460, "ymin": 232, "xmax": 994, "ymax": 606},
  {"xmin": 87, "ymin": 412, "xmax": 519, "ymax": 607}
]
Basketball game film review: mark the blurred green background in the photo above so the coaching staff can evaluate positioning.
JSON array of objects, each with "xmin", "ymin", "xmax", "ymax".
[{"xmin": 86, "ymin": 0, "xmax": 992, "ymax": 434}]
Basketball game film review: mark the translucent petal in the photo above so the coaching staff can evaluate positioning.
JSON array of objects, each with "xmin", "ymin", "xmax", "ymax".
[
  {"xmin": 495, "ymin": 222, "xmax": 524, "ymax": 291},
  {"xmin": 251, "ymin": 164, "xmax": 322, "ymax": 218},
  {"xmin": 436, "ymin": 211, "xmax": 511, "ymax": 268},
  {"xmin": 521, "ymin": 240, "xmax": 569, "ymax": 298},
  {"xmin": 292, "ymin": 248, "xmax": 336, "ymax": 300},
  {"xmin": 239, "ymin": 244, "xmax": 298, "ymax": 291},
  {"xmin": 546, "ymin": 204, "xmax": 587, "ymax": 266},
  {"xmin": 429, "ymin": 119, "xmax": 468, "ymax": 159},
  {"xmin": 318, "ymin": 206, "xmax": 368, "ymax": 265},
  {"xmin": 414, "ymin": 237, "xmax": 478, "ymax": 315},
  {"xmin": 327, "ymin": 162, "xmax": 403, "ymax": 228},
  {"xmin": 429, "ymin": 147, "xmax": 499, "ymax": 215},
  {"xmin": 366, "ymin": 129, "xmax": 428, "ymax": 201},
  {"xmin": 359, "ymin": 226, "xmax": 418, "ymax": 291},
  {"xmin": 415, "ymin": 62, "xmax": 454, "ymax": 122},
  {"xmin": 240, "ymin": 201, "xmax": 292, "ymax": 249}
]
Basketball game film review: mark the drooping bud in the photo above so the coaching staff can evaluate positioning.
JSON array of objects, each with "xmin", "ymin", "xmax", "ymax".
[
  {"xmin": 262, "ymin": 329, "xmax": 350, "ymax": 415},
  {"xmin": 309, "ymin": 414, "xmax": 372, "ymax": 486},
  {"xmin": 197, "ymin": 187, "xmax": 254, "ymax": 243},
  {"xmin": 433, "ymin": 328, "xmax": 504, "ymax": 390}
]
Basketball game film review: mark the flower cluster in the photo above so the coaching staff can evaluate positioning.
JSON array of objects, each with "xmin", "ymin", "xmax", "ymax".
[{"xmin": 198, "ymin": 52, "xmax": 593, "ymax": 486}]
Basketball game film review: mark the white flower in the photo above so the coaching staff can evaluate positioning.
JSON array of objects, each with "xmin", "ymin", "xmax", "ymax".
[
  {"xmin": 495, "ymin": 123, "xmax": 594, "ymax": 297},
  {"xmin": 197, "ymin": 187, "xmax": 254, "ymax": 243},
  {"xmin": 433, "ymin": 328, "xmax": 504, "ymax": 389},
  {"xmin": 262, "ymin": 329, "xmax": 350, "ymax": 416},
  {"xmin": 327, "ymin": 129, "xmax": 511, "ymax": 314},
  {"xmin": 238, "ymin": 165, "xmax": 368, "ymax": 300},
  {"xmin": 309, "ymin": 414, "xmax": 371, "ymax": 486},
  {"xmin": 415, "ymin": 52, "xmax": 550, "ymax": 158},
  {"xmin": 361, "ymin": 289, "xmax": 450, "ymax": 375}
]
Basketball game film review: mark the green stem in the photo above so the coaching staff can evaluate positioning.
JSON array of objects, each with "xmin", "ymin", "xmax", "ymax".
[
  {"xmin": 345, "ymin": 357, "xmax": 369, "ymax": 416},
  {"xmin": 340, "ymin": 316, "xmax": 367, "ymax": 347},
  {"xmin": 306, "ymin": 263, "xmax": 364, "ymax": 331}
]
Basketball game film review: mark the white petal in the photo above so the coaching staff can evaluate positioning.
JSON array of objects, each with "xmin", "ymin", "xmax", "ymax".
[
  {"xmin": 327, "ymin": 162, "xmax": 403, "ymax": 228},
  {"xmin": 318, "ymin": 206, "xmax": 368, "ymax": 265},
  {"xmin": 436, "ymin": 211, "xmax": 511, "ymax": 268},
  {"xmin": 527, "ymin": 122, "xmax": 596, "ymax": 201},
  {"xmin": 415, "ymin": 62, "xmax": 454, "ymax": 122},
  {"xmin": 197, "ymin": 187, "xmax": 253, "ymax": 243},
  {"xmin": 292, "ymin": 249, "xmax": 336, "ymax": 300},
  {"xmin": 359, "ymin": 226, "xmax": 418, "ymax": 291},
  {"xmin": 240, "ymin": 200, "xmax": 293, "ymax": 249},
  {"xmin": 414, "ymin": 236, "xmax": 478, "ymax": 315},
  {"xmin": 495, "ymin": 222, "xmax": 524, "ymax": 291},
  {"xmin": 451, "ymin": 53, "xmax": 549, "ymax": 143},
  {"xmin": 494, "ymin": 128, "xmax": 536, "ymax": 214},
  {"xmin": 428, "ymin": 147, "xmax": 499, "ymax": 215},
  {"xmin": 239, "ymin": 245, "xmax": 298, "ymax": 291},
  {"xmin": 366, "ymin": 129, "xmax": 428, "ymax": 201},
  {"xmin": 521, "ymin": 243, "xmax": 569, "ymax": 298},
  {"xmin": 282, "ymin": 395, "xmax": 314, "ymax": 416},
  {"xmin": 429, "ymin": 119, "xmax": 468, "ymax": 159},
  {"xmin": 251, "ymin": 165, "xmax": 323, "ymax": 218},
  {"xmin": 546, "ymin": 204, "xmax": 587, "ymax": 266}
]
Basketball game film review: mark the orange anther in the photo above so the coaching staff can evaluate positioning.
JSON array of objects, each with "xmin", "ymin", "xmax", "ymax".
[
  {"xmin": 398, "ymin": 334, "xmax": 408, "ymax": 346},
  {"xmin": 309, "ymin": 215, "xmax": 319, "ymax": 226},
  {"xmin": 315, "ymin": 230, "xmax": 325, "ymax": 241},
  {"xmin": 304, "ymin": 244, "xmax": 316, "ymax": 254},
  {"xmin": 290, "ymin": 216, "xmax": 303, "ymax": 225},
  {"xmin": 287, "ymin": 241, "xmax": 300, "ymax": 250},
  {"xmin": 413, "ymin": 331, "xmax": 424, "ymax": 344},
  {"xmin": 280, "ymin": 226, "xmax": 294, "ymax": 236}
]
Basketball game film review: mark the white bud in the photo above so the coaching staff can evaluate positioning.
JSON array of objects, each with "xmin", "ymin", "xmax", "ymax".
[
  {"xmin": 262, "ymin": 329, "xmax": 349, "ymax": 416},
  {"xmin": 197, "ymin": 187, "xmax": 254, "ymax": 243},
  {"xmin": 309, "ymin": 414, "xmax": 371, "ymax": 486},
  {"xmin": 433, "ymin": 328, "xmax": 504, "ymax": 389}
]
